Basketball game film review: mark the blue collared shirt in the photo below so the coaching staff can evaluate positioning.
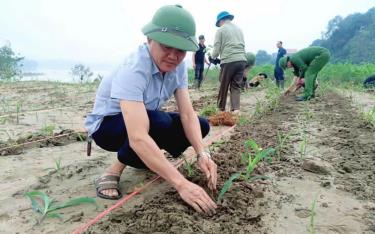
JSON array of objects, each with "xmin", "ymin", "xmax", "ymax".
[
  {"xmin": 275, "ymin": 47, "xmax": 287, "ymax": 68},
  {"xmin": 84, "ymin": 43, "xmax": 188, "ymax": 136}
]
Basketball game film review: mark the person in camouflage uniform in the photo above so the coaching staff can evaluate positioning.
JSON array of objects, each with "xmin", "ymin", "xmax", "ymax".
[{"xmin": 279, "ymin": 46, "xmax": 330, "ymax": 101}]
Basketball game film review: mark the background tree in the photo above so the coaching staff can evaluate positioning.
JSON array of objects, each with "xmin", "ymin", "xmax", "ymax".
[
  {"xmin": 0, "ymin": 46, "xmax": 24, "ymax": 81},
  {"xmin": 255, "ymin": 50, "xmax": 273, "ymax": 65},
  {"xmin": 311, "ymin": 7, "xmax": 375, "ymax": 63},
  {"xmin": 71, "ymin": 64, "xmax": 93, "ymax": 83}
]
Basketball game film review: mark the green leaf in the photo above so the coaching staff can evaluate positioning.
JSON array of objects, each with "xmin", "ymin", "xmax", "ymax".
[
  {"xmin": 49, "ymin": 197, "xmax": 97, "ymax": 212},
  {"xmin": 25, "ymin": 191, "xmax": 43, "ymax": 214},
  {"xmin": 259, "ymin": 148, "xmax": 276, "ymax": 161},
  {"xmin": 246, "ymin": 148, "xmax": 275, "ymax": 177},
  {"xmin": 46, "ymin": 212, "xmax": 64, "ymax": 221},
  {"xmin": 25, "ymin": 191, "xmax": 53, "ymax": 215},
  {"xmin": 245, "ymin": 139, "xmax": 259, "ymax": 152},
  {"xmin": 217, "ymin": 172, "xmax": 241, "ymax": 202},
  {"xmin": 43, "ymin": 167, "xmax": 55, "ymax": 171}
]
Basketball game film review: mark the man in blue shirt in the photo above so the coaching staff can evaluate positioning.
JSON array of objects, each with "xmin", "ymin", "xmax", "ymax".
[
  {"xmin": 85, "ymin": 5, "xmax": 217, "ymax": 215},
  {"xmin": 274, "ymin": 41, "xmax": 287, "ymax": 89}
]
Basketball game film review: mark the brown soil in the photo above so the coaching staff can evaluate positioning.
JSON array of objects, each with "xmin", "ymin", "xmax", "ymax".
[
  {"xmin": 88, "ymin": 92, "xmax": 375, "ymax": 233},
  {"xmin": 2, "ymin": 80, "xmax": 374, "ymax": 234}
]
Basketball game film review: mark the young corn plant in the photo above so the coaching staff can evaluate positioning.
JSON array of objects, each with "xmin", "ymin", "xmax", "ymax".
[
  {"xmin": 218, "ymin": 139, "xmax": 275, "ymax": 202},
  {"xmin": 15, "ymin": 100, "xmax": 23, "ymax": 124},
  {"xmin": 253, "ymin": 99, "xmax": 264, "ymax": 118},
  {"xmin": 361, "ymin": 107, "xmax": 375, "ymax": 127},
  {"xmin": 308, "ymin": 194, "xmax": 318, "ymax": 234},
  {"xmin": 183, "ymin": 157, "xmax": 195, "ymax": 177},
  {"xmin": 276, "ymin": 130, "xmax": 292, "ymax": 159},
  {"xmin": 238, "ymin": 114, "xmax": 251, "ymax": 126},
  {"xmin": 209, "ymin": 139, "xmax": 225, "ymax": 152},
  {"xmin": 299, "ymin": 130, "xmax": 308, "ymax": 158},
  {"xmin": 0, "ymin": 116, "xmax": 6, "ymax": 124},
  {"xmin": 40, "ymin": 124, "xmax": 55, "ymax": 136},
  {"xmin": 35, "ymin": 111, "xmax": 39, "ymax": 122},
  {"xmin": 303, "ymin": 105, "xmax": 314, "ymax": 121},
  {"xmin": 76, "ymin": 132, "xmax": 86, "ymax": 142},
  {"xmin": 44, "ymin": 158, "xmax": 62, "ymax": 176},
  {"xmin": 25, "ymin": 191, "xmax": 97, "ymax": 224}
]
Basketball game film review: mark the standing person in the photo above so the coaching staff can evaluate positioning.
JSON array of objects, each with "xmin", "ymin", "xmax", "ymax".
[
  {"xmin": 211, "ymin": 11, "xmax": 247, "ymax": 114},
  {"xmin": 274, "ymin": 41, "xmax": 286, "ymax": 89},
  {"xmin": 192, "ymin": 35, "xmax": 209, "ymax": 90},
  {"xmin": 279, "ymin": 46, "xmax": 330, "ymax": 101},
  {"xmin": 85, "ymin": 4, "xmax": 217, "ymax": 215}
]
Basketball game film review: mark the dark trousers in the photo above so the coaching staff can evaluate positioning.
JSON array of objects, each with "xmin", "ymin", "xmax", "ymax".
[
  {"xmin": 92, "ymin": 110, "xmax": 210, "ymax": 169},
  {"xmin": 194, "ymin": 64, "xmax": 204, "ymax": 89},
  {"xmin": 274, "ymin": 66, "xmax": 284, "ymax": 89},
  {"xmin": 217, "ymin": 61, "xmax": 246, "ymax": 111},
  {"xmin": 276, "ymin": 80, "xmax": 284, "ymax": 89}
]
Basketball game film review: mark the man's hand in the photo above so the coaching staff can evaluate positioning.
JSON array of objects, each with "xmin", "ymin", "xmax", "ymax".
[
  {"xmin": 197, "ymin": 151, "xmax": 217, "ymax": 191},
  {"xmin": 176, "ymin": 180, "xmax": 217, "ymax": 215},
  {"xmin": 208, "ymin": 56, "xmax": 220, "ymax": 65}
]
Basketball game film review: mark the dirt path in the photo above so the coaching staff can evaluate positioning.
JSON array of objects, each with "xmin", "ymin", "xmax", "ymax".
[
  {"xmin": 337, "ymin": 88, "xmax": 375, "ymax": 113},
  {"xmin": 87, "ymin": 92, "xmax": 375, "ymax": 233},
  {"xmin": 262, "ymin": 93, "xmax": 375, "ymax": 233}
]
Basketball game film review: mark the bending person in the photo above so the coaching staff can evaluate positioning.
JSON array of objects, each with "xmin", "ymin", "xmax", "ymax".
[
  {"xmin": 85, "ymin": 5, "xmax": 217, "ymax": 215},
  {"xmin": 279, "ymin": 46, "xmax": 330, "ymax": 101}
]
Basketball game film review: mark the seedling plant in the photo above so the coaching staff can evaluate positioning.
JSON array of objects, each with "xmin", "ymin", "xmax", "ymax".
[
  {"xmin": 218, "ymin": 139, "xmax": 275, "ymax": 202},
  {"xmin": 25, "ymin": 190, "xmax": 97, "ymax": 224}
]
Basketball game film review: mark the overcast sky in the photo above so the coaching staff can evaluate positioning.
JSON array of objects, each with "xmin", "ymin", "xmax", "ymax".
[{"xmin": 1, "ymin": 0, "xmax": 374, "ymax": 65}]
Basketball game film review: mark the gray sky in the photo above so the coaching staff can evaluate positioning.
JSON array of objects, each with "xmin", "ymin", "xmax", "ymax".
[{"xmin": 1, "ymin": 0, "xmax": 374, "ymax": 65}]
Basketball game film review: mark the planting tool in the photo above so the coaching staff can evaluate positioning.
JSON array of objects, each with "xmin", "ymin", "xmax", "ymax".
[
  {"xmin": 201, "ymin": 62, "xmax": 212, "ymax": 86},
  {"xmin": 87, "ymin": 136, "xmax": 92, "ymax": 156}
]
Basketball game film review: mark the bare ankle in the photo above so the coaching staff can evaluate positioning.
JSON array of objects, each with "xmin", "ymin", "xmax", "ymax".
[{"xmin": 105, "ymin": 161, "xmax": 126, "ymax": 176}]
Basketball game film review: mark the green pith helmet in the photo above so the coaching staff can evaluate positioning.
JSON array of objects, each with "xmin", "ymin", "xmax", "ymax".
[
  {"xmin": 142, "ymin": 4, "xmax": 198, "ymax": 52},
  {"xmin": 245, "ymin": 52, "xmax": 256, "ymax": 66},
  {"xmin": 279, "ymin": 57, "xmax": 287, "ymax": 69}
]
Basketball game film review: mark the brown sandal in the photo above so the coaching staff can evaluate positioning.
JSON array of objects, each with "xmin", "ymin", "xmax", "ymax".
[{"xmin": 95, "ymin": 175, "xmax": 123, "ymax": 200}]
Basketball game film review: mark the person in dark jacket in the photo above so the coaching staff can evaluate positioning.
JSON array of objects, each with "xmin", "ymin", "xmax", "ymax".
[{"xmin": 192, "ymin": 35, "xmax": 209, "ymax": 90}]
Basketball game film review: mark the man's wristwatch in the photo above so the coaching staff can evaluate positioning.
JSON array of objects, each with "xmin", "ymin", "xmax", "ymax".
[{"xmin": 197, "ymin": 151, "xmax": 212, "ymax": 160}]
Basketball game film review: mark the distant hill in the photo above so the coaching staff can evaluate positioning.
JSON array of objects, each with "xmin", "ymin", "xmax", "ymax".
[
  {"xmin": 23, "ymin": 59, "xmax": 115, "ymax": 71},
  {"xmin": 311, "ymin": 7, "xmax": 375, "ymax": 63},
  {"xmin": 22, "ymin": 59, "xmax": 38, "ymax": 71}
]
